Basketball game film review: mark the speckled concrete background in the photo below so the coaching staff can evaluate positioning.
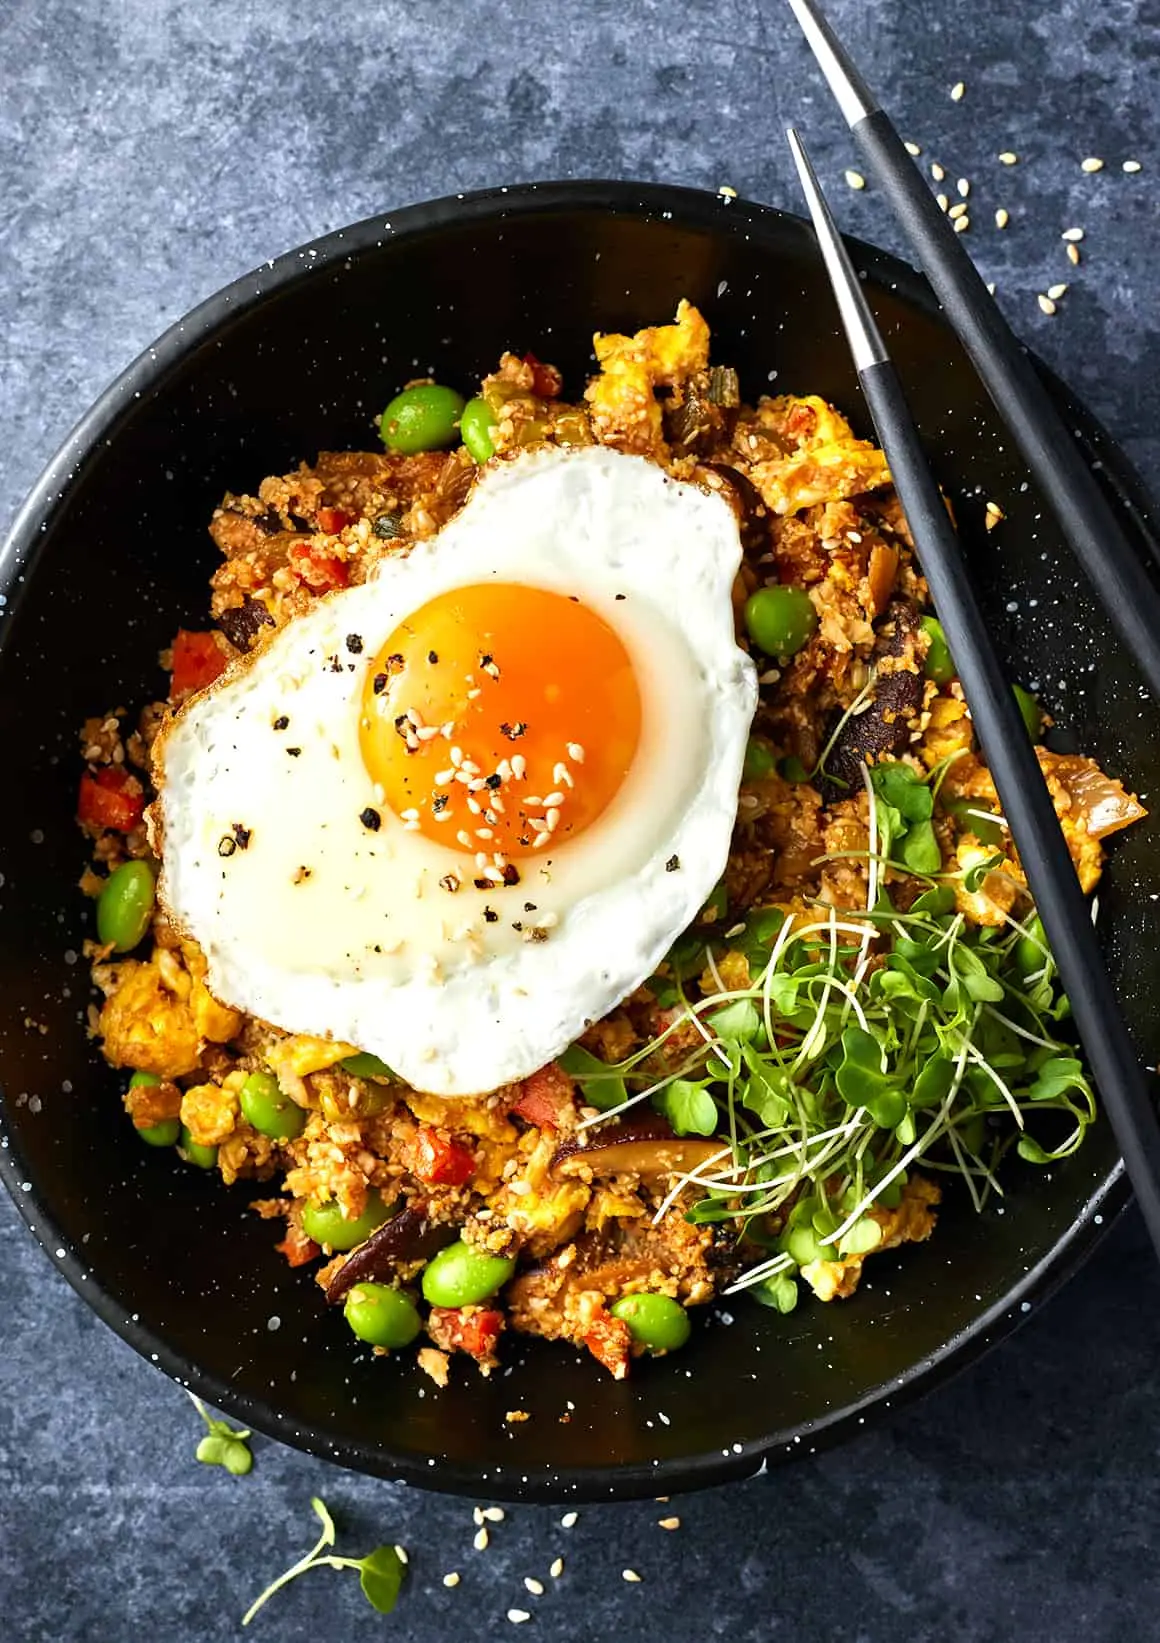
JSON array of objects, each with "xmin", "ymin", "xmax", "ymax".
[{"xmin": 3, "ymin": 1, "xmax": 1160, "ymax": 1638}]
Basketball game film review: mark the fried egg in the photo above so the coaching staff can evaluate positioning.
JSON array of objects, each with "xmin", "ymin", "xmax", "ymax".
[{"xmin": 156, "ymin": 445, "xmax": 756, "ymax": 1094}]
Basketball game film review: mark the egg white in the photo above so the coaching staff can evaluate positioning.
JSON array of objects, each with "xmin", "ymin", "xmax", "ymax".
[{"xmin": 156, "ymin": 445, "xmax": 756, "ymax": 1095}]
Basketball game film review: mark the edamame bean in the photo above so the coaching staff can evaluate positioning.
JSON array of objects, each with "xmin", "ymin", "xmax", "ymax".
[
  {"xmin": 301, "ymin": 1192, "xmax": 390, "ymax": 1251},
  {"xmin": 610, "ymin": 1292, "xmax": 691, "ymax": 1354},
  {"xmin": 1013, "ymin": 683, "xmax": 1042, "ymax": 740},
  {"xmin": 920, "ymin": 615, "xmax": 955, "ymax": 685},
  {"xmin": 742, "ymin": 736, "xmax": 776, "ymax": 782},
  {"xmin": 380, "ymin": 384, "xmax": 465, "ymax": 454},
  {"xmin": 340, "ymin": 1051, "xmax": 394, "ymax": 1079},
  {"xmin": 421, "ymin": 1239, "xmax": 516, "ymax": 1308},
  {"xmin": 126, "ymin": 1072, "xmax": 178, "ymax": 1146},
  {"xmin": 178, "ymin": 1124, "xmax": 218, "ymax": 1169},
  {"xmin": 343, "ymin": 1282, "xmax": 422, "ymax": 1349},
  {"xmin": 460, "ymin": 396, "xmax": 498, "ymax": 463},
  {"xmin": 240, "ymin": 1070, "xmax": 306, "ymax": 1140},
  {"xmin": 97, "ymin": 861, "xmax": 155, "ymax": 953},
  {"xmin": 744, "ymin": 584, "xmax": 818, "ymax": 658}
]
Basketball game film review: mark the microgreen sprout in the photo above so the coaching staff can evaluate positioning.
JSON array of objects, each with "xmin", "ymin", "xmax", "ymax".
[
  {"xmin": 242, "ymin": 1497, "xmax": 405, "ymax": 1625},
  {"xmin": 188, "ymin": 1391, "xmax": 254, "ymax": 1476},
  {"xmin": 572, "ymin": 755, "xmax": 1096, "ymax": 1301}
]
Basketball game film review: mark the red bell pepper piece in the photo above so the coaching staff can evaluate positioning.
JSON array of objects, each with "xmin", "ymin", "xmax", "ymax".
[
  {"xmin": 582, "ymin": 1306, "xmax": 631, "ymax": 1379},
  {"xmin": 77, "ymin": 766, "xmax": 145, "ymax": 833},
  {"xmin": 428, "ymin": 1305, "xmax": 504, "ymax": 1362},
  {"xmin": 511, "ymin": 1061, "xmax": 575, "ymax": 1129},
  {"xmin": 523, "ymin": 351, "xmax": 563, "ymax": 399},
  {"xmin": 413, "ymin": 1126, "xmax": 476, "ymax": 1187},
  {"xmin": 289, "ymin": 542, "xmax": 350, "ymax": 590},
  {"xmin": 315, "ymin": 505, "xmax": 354, "ymax": 536},
  {"xmin": 171, "ymin": 629, "xmax": 229, "ymax": 696}
]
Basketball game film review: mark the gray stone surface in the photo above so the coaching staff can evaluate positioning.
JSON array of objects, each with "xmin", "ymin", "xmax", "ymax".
[{"xmin": 3, "ymin": 0, "xmax": 1160, "ymax": 1638}]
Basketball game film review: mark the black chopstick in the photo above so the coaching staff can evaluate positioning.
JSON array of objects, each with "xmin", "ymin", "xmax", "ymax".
[
  {"xmin": 785, "ymin": 0, "xmax": 1160, "ymax": 706},
  {"xmin": 787, "ymin": 127, "xmax": 1160, "ymax": 1263}
]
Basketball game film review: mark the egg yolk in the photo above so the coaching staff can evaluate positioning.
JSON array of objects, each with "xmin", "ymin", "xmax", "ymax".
[{"xmin": 359, "ymin": 583, "xmax": 642, "ymax": 864}]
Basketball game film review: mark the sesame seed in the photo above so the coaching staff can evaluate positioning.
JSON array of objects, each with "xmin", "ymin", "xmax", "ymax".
[
  {"xmin": 395, "ymin": 1546, "xmax": 409, "ymax": 1565},
  {"xmin": 441, "ymin": 721, "xmax": 455, "ymax": 739},
  {"xmin": 718, "ymin": 183, "xmax": 738, "ymax": 198},
  {"xmin": 844, "ymin": 169, "xmax": 866, "ymax": 190},
  {"xmin": 1124, "ymin": 159, "xmax": 1143, "ymax": 173},
  {"xmin": 435, "ymin": 768, "xmax": 454, "ymax": 785},
  {"xmin": 457, "ymin": 830, "xmax": 473, "ymax": 847},
  {"xmin": 533, "ymin": 830, "xmax": 551, "ymax": 849},
  {"xmin": 474, "ymin": 1527, "xmax": 490, "ymax": 1551},
  {"xmin": 948, "ymin": 201, "xmax": 967, "ymax": 219},
  {"xmin": 484, "ymin": 866, "xmax": 504, "ymax": 883},
  {"xmin": 904, "ymin": 140, "xmax": 921, "ymax": 156},
  {"xmin": 957, "ymin": 177, "xmax": 970, "ymax": 197},
  {"xmin": 931, "ymin": 161, "xmax": 946, "ymax": 181},
  {"xmin": 511, "ymin": 755, "xmax": 527, "ymax": 780},
  {"xmin": 491, "ymin": 794, "xmax": 505, "ymax": 814},
  {"xmin": 443, "ymin": 1572, "xmax": 460, "ymax": 1588},
  {"xmin": 542, "ymin": 791, "xmax": 565, "ymax": 808},
  {"xmin": 950, "ymin": 80, "xmax": 965, "ymax": 100},
  {"xmin": 466, "ymin": 796, "xmax": 482, "ymax": 814},
  {"xmin": 1047, "ymin": 282, "xmax": 1068, "ymax": 300},
  {"xmin": 468, "ymin": 777, "xmax": 488, "ymax": 792},
  {"xmin": 622, "ymin": 1569, "xmax": 642, "ymax": 1583},
  {"xmin": 658, "ymin": 1516, "xmax": 681, "ymax": 1530},
  {"xmin": 994, "ymin": 208, "xmax": 1009, "ymax": 229},
  {"xmin": 538, "ymin": 912, "xmax": 559, "ymax": 929},
  {"xmin": 1081, "ymin": 156, "xmax": 1104, "ymax": 172},
  {"xmin": 416, "ymin": 725, "xmax": 440, "ymax": 740},
  {"xmin": 525, "ymin": 1577, "xmax": 544, "ymax": 1595},
  {"xmin": 1061, "ymin": 226, "xmax": 1085, "ymax": 241},
  {"xmin": 450, "ymin": 746, "xmax": 463, "ymax": 766},
  {"xmin": 550, "ymin": 1557, "xmax": 564, "ymax": 1579},
  {"xmin": 434, "ymin": 809, "xmax": 453, "ymax": 822},
  {"xmin": 455, "ymin": 770, "xmax": 474, "ymax": 784},
  {"xmin": 560, "ymin": 1513, "xmax": 578, "ymax": 1529},
  {"xmin": 483, "ymin": 1507, "xmax": 506, "ymax": 1522},
  {"xmin": 403, "ymin": 819, "xmax": 420, "ymax": 831},
  {"xmin": 467, "ymin": 688, "xmax": 482, "ymax": 700},
  {"xmin": 936, "ymin": 192, "xmax": 949, "ymax": 211},
  {"xmin": 1067, "ymin": 242, "xmax": 1081, "ymax": 265},
  {"xmin": 461, "ymin": 760, "xmax": 480, "ymax": 775},
  {"xmin": 545, "ymin": 808, "xmax": 561, "ymax": 832},
  {"xmin": 998, "ymin": 151, "xmax": 1018, "ymax": 165},
  {"xmin": 1038, "ymin": 294, "xmax": 1057, "ymax": 316},
  {"xmin": 476, "ymin": 827, "xmax": 495, "ymax": 840},
  {"xmin": 524, "ymin": 795, "xmax": 543, "ymax": 808},
  {"xmin": 507, "ymin": 1611, "xmax": 531, "ymax": 1625},
  {"xmin": 953, "ymin": 215, "xmax": 970, "ymax": 233},
  {"xmin": 497, "ymin": 759, "xmax": 512, "ymax": 780},
  {"xmin": 552, "ymin": 762, "xmax": 569, "ymax": 785},
  {"xmin": 475, "ymin": 852, "xmax": 490, "ymax": 869},
  {"xmin": 566, "ymin": 743, "xmax": 585, "ymax": 763},
  {"xmin": 986, "ymin": 281, "xmax": 997, "ymax": 295}
]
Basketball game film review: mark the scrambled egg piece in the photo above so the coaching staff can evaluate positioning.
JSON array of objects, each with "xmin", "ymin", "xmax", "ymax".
[
  {"xmin": 744, "ymin": 395, "xmax": 891, "ymax": 515},
  {"xmin": 801, "ymin": 1175, "xmax": 941, "ymax": 1302},
  {"xmin": 585, "ymin": 299, "xmax": 710, "ymax": 452},
  {"xmin": 182, "ymin": 941, "xmax": 243, "ymax": 1043},
  {"xmin": 180, "ymin": 1080, "xmax": 240, "ymax": 1147},
  {"xmin": 404, "ymin": 1088, "xmax": 516, "ymax": 1145},
  {"xmin": 954, "ymin": 839, "xmax": 1021, "ymax": 927},
  {"xmin": 97, "ymin": 958, "xmax": 202, "ymax": 1077}
]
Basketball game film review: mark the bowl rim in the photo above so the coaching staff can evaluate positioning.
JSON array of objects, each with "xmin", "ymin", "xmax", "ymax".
[{"xmin": 0, "ymin": 176, "xmax": 1134, "ymax": 1501}]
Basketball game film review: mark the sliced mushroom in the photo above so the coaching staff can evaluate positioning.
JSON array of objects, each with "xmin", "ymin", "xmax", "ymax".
[
  {"xmin": 819, "ymin": 597, "xmax": 925, "ymax": 799},
  {"xmin": 551, "ymin": 1113, "xmax": 724, "ymax": 1181},
  {"xmin": 323, "ymin": 1202, "xmax": 456, "ymax": 1305}
]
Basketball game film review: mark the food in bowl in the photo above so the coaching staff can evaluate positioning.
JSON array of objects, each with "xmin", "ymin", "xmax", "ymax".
[{"xmin": 76, "ymin": 301, "xmax": 1145, "ymax": 1382}]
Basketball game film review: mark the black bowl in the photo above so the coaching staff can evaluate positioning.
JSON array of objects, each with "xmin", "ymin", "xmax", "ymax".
[{"xmin": 1, "ymin": 181, "xmax": 1153, "ymax": 1502}]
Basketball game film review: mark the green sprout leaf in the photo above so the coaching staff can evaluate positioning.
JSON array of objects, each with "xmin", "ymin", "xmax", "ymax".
[
  {"xmin": 708, "ymin": 998, "xmax": 762, "ymax": 1044},
  {"xmin": 242, "ymin": 1498, "xmax": 406, "ymax": 1626},
  {"xmin": 558, "ymin": 1044, "xmax": 627, "ymax": 1111},
  {"xmin": 654, "ymin": 1078, "xmax": 719, "ymax": 1137},
  {"xmin": 962, "ymin": 850, "xmax": 1007, "ymax": 893},
  {"xmin": 750, "ymin": 1272, "xmax": 799, "ymax": 1313},
  {"xmin": 189, "ymin": 1393, "xmax": 253, "ymax": 1478},
  {"xmin": 870, "ymin": 760, "xmax": 933, "ymax": 822},
  {"xmin": 899, "ymin": 818, "xmax": 942, "ymax": 875}
]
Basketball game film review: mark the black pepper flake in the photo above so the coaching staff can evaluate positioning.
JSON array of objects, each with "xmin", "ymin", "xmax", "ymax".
[
  {"xmin": 232, "ymin": 824, "xmax": 252, "ymax": 850},
  {"xmin": 439, "ymin": 874, "xmax": 460, "ymax": 893},
  {"xmin": 432, "ymin": 794, "xmax": 448, "ymax": 814},
  {"xmin": 512, "ymin": 921, "xmax": 523, "ymax": 931},
  {"xmin": 665, "ymin": 854, "xmax": 681, "ymax": 872},
  {"xmin": 286, "ymin": 747, "xmax": 302, "ymax": 757},
  {"xmin": 485, "ymin": 773, "xmax": 502, "ymax": 789},
  {"xmin": 359, "ymin": 807, "xmax": 382, "ymax": 831},
  {"xmin": 393, "ymin": 715, "xmax": 411, "ymax": 739},
  {"xmin": 328, "ymin": 654, "xmax": 344, "ymax": 673},
  {"xmin": 273, "ymin": 715, "xmax": 290, "ymax": 730},
  {"xmin": 615, "ymin": 593, "xmax": 626, "ymax": 601},
  {"xmin": 502, "ymin": 864, "xmax": 521, "ymax": 886},
  {"xmin": 372, "ymin": 674, "xmax": 388, "ymax": 695},
  {"xmin": 473, "ymin": 877, "xmax": 491, "ymax": 890},
  {"xmin": 372, "ymin": 512, "xmax": 402, "ymax": 539},
  {"xmin": 500, "ymin": 721, "xmax": 528, "ymax": 741},
  {"xmin": 293, "ymin": 865, "xmax": 312, "ymax": 883},
  {"xmin": 483, "ymin": 907, "xmax": 499, "ymax": 923},
  {"xmin": 346, "ymin": 634, "xmax": 364, "ymax": 654},
  {"xmin": 528, "ymin": 926, "xmax": 550, "ymax": 943},
  {"xmin": 217, "ymin": 836, "xmax": 237, "ymax": 858},
  {"xmin": 524, "ymin": 902, "xmax": 538, "ymax": 912},
  {"xmin": 428, "ymin": 650, "xmax": 439, "ymax": 664}
]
